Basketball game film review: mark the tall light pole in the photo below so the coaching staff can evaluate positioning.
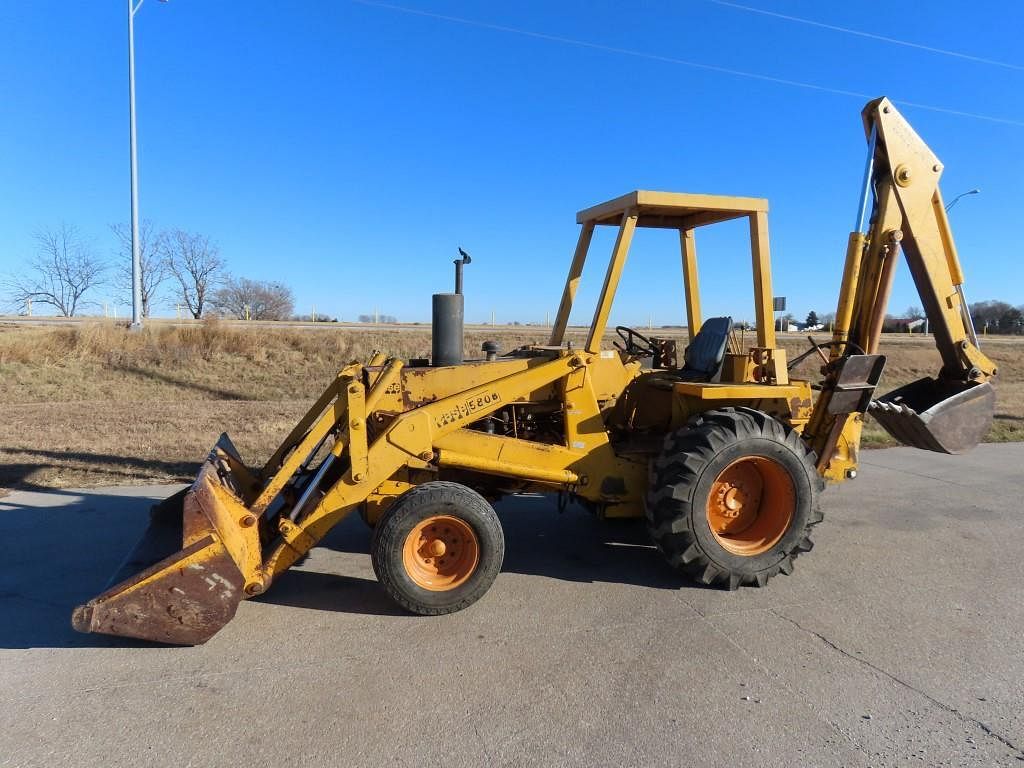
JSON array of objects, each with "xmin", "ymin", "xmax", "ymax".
[
  {"xmin": 945, "ymin": 188, "xmax": 980, "ymax": 212},
  {"xmin": 127, "ymin": 0, "xmax": 165, "ymax": 328},
  {"xmin": 127, "ymin": 0, "xmax": 143, "ymax": 328},
  {"xmin": 943, "ymin": 187, "xmax": 982, "ymax": 345}
]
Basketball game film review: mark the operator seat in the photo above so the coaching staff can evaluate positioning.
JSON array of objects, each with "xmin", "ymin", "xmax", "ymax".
[{"xmin": 677, "ymin": 316, "xmax": 733, "ymax": 381}]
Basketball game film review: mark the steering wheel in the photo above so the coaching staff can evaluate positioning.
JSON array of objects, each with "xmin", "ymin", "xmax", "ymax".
[
  {"xmin": 787, "ymin": 337, "xmax": 867, "ymax": 371},
  {"xmin": 614, "ymin": 325, "xmax": 657, "ymax": 357}
]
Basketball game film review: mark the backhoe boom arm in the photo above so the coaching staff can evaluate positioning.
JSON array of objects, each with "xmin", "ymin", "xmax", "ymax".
[{"xmin": 809, "ymin": 97, "xmax": 997, "ymax": 476}]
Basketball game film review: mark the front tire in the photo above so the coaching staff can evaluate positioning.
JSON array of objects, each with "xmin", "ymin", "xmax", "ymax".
[
  {"xmin": 371, "ymin": 481, "xmax": 504, "ymax": 615},
  {"xmin": 646, "ymin": 407, "xmax": 823, "ymax": 590}
]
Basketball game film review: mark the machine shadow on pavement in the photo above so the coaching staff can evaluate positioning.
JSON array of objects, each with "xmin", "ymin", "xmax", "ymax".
[
  {"xmin": 499, "ymin": 496, "xmax": 685, "ymax": 590},
  {"xmin": 314, "ymin": 494, "xmax": 687, "ymax": 593},
  {"xmin": 254, "ymin": 570, "xmax": 405, "ymax": 617},
  {"xmin": 0, "ymin": 486, "xmax": 178, "ymax": 649},
  {"xmin": 0, "ymin": 486, "xmax": 691, "ymax": 648},
  {"xmin": 254, "ymin": 495, "xmax": 692, "ymax": 618}
]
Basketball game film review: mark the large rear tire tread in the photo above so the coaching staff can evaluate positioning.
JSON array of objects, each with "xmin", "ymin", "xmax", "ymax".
[{"xmin": 646, "ymin": 407, "xmax": 824, "ymax": 590}]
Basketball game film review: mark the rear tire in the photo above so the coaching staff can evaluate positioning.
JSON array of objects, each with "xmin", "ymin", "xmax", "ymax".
[
  {"xmin": 371, "ymin": 481, "xmax": 504, "ymax": 615},
  {"xmin": 646, "ymin": 407, "xmax": 823, "ymax": 590}
]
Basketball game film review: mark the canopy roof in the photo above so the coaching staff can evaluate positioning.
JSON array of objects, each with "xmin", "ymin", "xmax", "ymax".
[{"xmin": 577, "ymin": 190, "xmax": 768, "ymax": 230}]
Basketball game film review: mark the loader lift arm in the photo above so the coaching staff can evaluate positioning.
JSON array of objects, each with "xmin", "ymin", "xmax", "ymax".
[
  {"xmin": 71, "ymin": 348, "xmax": 635, "ymax": 644},
  {"xmin": 807, "ymin": 97, "xmax": 997, "ymax": 479}
]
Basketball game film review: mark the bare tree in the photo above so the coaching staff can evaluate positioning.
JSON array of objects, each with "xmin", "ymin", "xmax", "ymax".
[
  {"xmin": 5, "ymin": 224, "xmax": 105, "ymax": 316},
  {"xmin": 167, "ymin": 230, "xmax": 224, "ymax": 319},
  {"xmin": 212, "ymin": 276, "xmax": 294, "ymax": 320},
  {"xmin": 111, "ymin": 220, "xmax": 169, "ymax": 318}
]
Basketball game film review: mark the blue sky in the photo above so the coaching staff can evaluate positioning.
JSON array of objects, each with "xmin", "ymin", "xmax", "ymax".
[{"xmin": 1, "ymin": 1, "xmax": 1021, "ymax": 325}]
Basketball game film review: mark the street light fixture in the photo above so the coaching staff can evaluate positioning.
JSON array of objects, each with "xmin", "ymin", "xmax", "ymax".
[
  {"xmin": 941, "ymin": 187, "xmax": 983, "ymax": 345},
  {"xmin": 945, "ymin": 188, "xmax": 980, "ymax": 212},
  {"xmin": 127, "ymin": 0, "xmax": 166, "ymax": 329}
]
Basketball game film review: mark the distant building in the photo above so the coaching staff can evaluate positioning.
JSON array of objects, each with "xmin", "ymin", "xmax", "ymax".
[{"xmin": 884, "ymin": 317, "xmax": 926, "ymax": 332}]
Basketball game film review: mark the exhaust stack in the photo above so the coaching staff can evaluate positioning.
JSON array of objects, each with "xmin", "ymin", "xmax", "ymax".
[{"xmin": 432, "ymin": 248, "xmax": 471, "ymax": 366}]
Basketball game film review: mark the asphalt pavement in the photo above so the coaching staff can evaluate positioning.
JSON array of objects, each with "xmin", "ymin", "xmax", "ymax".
[{"xmin": 1, "ymin": 443, "xmax": 1022, "ymax": 767}]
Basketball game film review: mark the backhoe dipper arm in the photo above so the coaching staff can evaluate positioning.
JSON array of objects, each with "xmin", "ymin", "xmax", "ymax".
[{"xmin": 809, "ymin": 97, "xmax": 997, "ymax": 476}]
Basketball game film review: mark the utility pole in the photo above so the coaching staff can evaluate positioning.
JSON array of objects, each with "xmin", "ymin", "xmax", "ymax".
[
  {"xmin": 127, "ymin": 0, "xmax": 167, "ymax": 329},
  {"xmin": 127, "ymin": 0, "xmax": 143, "ymax": 328}
]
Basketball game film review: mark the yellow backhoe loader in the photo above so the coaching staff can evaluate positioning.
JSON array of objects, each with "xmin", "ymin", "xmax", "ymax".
[{"xmin": 73, "ymin": 97, "xmax": 996, "ymax": 644}]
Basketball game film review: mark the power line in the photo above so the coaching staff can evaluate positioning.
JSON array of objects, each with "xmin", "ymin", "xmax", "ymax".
[
  {"xmin": 707, "ymin": 0, "xmax": 1024, "ymax": 73},
  {"xmin": 351, "ymin": 0, "xmax": 1024, "ymax": 128}
]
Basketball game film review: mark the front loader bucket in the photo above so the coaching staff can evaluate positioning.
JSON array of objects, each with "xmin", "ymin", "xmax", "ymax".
[
  {"xmin": 869, "ymin": 378, "xmax": 995, "ymax": 454},
  {"xmin": 72, "ymin": 439, "xmax": 254, "ymax": 645}
]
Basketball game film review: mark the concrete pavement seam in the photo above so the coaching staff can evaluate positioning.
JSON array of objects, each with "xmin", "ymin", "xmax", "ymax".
[
  {"xmin": 702, "ymin": 614, "xmax": 874, "ymax": 760},
  {"xmin": 770, "ymin": 609, "xmax": 1024, "ymax": 759}
]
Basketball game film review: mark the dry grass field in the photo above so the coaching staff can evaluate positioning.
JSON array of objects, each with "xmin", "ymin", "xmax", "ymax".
[{"xmin": 1, "ymin": 319, "xmax": 1020, "ymax": 491}]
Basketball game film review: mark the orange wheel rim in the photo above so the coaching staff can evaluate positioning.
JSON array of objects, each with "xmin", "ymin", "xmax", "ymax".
[
  {"xmin": 402, "ymin": 515, "xmax": 480, "ymax": 591},
  {"xmin": 706, "ymin": 456, "xmax": 794, "ymax": 556}
]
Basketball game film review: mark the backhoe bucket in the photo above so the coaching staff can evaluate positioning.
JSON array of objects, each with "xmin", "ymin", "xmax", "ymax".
[
  {"xmin": 71, "ymin": 437, "xmax": 255, "ymax": 645},
  {"xmin": 869, "ymin": 378, "xmax": 995, "ymax": 454}
]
